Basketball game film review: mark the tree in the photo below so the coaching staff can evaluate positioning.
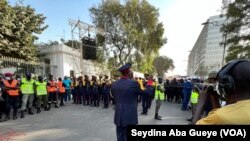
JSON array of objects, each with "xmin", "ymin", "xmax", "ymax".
[
  {"xmin": 221, "ymin": 0, "xmax": 250, "ymax": 62},
  {"xmin": 0, "ymin": 0, "xmax": 48, "ymax": 61},
  {"xmin": 63, "ymin": 40, "xmax": 81, "ymax": 49},
  {"xmin": 89, "ymin": 0, "xmax": 166, "ymax": 71},
  {"xmin": 35, "ymin": 40, "xmax": 59, "ymax": 49},
  {"xmin": 153, "ymin": 56, "xmax": 174, "ymax": 77}
]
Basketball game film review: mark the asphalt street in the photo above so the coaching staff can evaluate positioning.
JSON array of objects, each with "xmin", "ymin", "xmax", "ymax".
[{"xmin": 0, "ymin": 101, "xmax": 191, "ymax": 141}]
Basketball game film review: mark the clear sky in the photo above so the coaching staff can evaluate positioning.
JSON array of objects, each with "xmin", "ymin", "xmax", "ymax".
[{"xmin": 9, "ymin": 0, "xmax": 223, "ymax": 76}]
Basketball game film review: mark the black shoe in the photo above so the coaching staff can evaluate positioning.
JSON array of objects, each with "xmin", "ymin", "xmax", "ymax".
[
  {"xmin": 37, "ymin": 108, "xmax": 41, "ymax": 114},
  {"xmin": 28, "ymin": 108, "xmax": 34, "ymax": 115},
  {"xmin": 186, "ymin": 118, "xmax": 192, "ymax": 122},
  {"xmin": 55, "ymin": 105, "xmax": 59, "ymax": 108},
  {"xmin": 13, "ymin": 110, "xmax": 18, "ymax": 120},
  {"xmin": 21, "ymin": 111, "xmax": 25, "ymax": 118},
  {"xmin": 155, "ymin": 116, "xmax": 162, "ymax": 120},
  {"xmin": 154, "ymin": 113, "xmax": 162, "ymax": 120},
  {"xmin": 13, "ymin": 115, "xmax": 17, "ymax": 120},
  {"xmin": 181, "ymin": 108, "xmax": 187, "ymax": 111},
  {"xmin": 44, "ymin": 106, "xmax": 50, "ymax": 111}
]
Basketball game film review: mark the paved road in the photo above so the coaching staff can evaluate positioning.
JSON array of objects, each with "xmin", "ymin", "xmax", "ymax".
[{"xmin": 0, "ymin": 101, "xmax": 191, "ymax": 141}]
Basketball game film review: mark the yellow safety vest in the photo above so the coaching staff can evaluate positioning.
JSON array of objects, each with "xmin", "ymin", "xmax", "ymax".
[
  {"xmin": 191, "ymin": 91, "xmax": 199, "ymax": 104},
  {"xmin": 36, "ymin": 81, "xmax": 47, "ymax": 96},
  {"xmin": 155, "ymin": 84, "xmax": 164, "ymax": 100},
  {"xmin": 21, "ymin": 78, "xmax": 35, "ymax": 94},
  {"xmin": 137, "ymin": 80, "xmax": 144, "ymax": 90}
]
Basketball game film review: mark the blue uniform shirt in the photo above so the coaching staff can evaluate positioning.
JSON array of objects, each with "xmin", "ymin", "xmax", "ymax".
[
  {"xmin": 63, "ymin": 79, "xmax": 72, "ymax": 90},
  {"xmin": 111, "ymin": 77, "xmax": 140, "ymax": 127}
]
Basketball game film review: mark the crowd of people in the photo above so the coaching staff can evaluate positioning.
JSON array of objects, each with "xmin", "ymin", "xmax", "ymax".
[
  {"xmin": 112, "ymin": 60, "xmax": 250, "ymax": 141},
  {"xmin": 0, "ymin": 72, "xmax": 118, "ymax": 122},
  {"xmin": 0, "ymin": 69, "xmax": 211, "ymax": 123},
  {"xmin": 1, "ymin": 59, "xmax": 249, "ymax": 128}
]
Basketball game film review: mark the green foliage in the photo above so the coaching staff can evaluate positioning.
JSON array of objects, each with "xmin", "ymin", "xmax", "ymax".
[
  {"xmin": 35, "ymin": 40, "xmax": 59, "ymax": 49},
  {"xmin": 221, "ymin": 0, "xmax": 250, "ymax": 62},
  {"xmin": 153, "ymin": 56, "xmax": 174, "ymax": 77},
  {"xmin": 63, "ymin": 40, "xmax": 80, "ymax": 49},
  {"xmin": 90, "ymin": 0, "xmax": 166, "ymax": 72},
  {"xmin": 0, "ymin": 0, "xmax": 48, "ymax": 60}
]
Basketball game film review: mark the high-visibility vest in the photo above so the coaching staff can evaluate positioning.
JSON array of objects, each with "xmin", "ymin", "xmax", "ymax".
[
  {"xmin": 137, "ymin": 80, "xmax": 144, "ymax": 90},
  {"xmin": 57, "ymin": 81, "xmax": 65, "ymax": 93},
  {"xmin": 191, "ymin": 91, "xmax": 199, "ymax": 104},
  {"xmin": 155, "ymin": 84, "xmax": 164, "ymax": 100},
  {"xmin": 35, "ymin": 81, "xmax": 47, "ymax": 95},
  {"xmin": 21, "ymin": 78, "xmax": 35, "ymax": 94},
  {"xmin": 4, "ymin": 80, "xmax": 19, "ymax": 96},
  {"xmin": 47, "ymin": 80, "xmax": 57, "ymax": 93}
]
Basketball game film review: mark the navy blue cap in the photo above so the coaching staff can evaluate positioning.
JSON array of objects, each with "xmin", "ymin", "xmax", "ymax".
[{"xmin": 118, "ymin": 63, "xmax": 132, "ymax": 73}]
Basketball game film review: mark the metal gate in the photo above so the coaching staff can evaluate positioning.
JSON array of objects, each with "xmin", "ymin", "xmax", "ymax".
[{"xmin": 0, "ymin": 56, "xmax": 51, "ymax": 78}]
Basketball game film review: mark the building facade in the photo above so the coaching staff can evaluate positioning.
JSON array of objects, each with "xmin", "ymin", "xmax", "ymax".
[
  {"xmin": 187, "ymin": 15, "xmax": 228, "ymax": 77},
  {"xmin": 39, "ymin": 44, "xmax": 109, "ymax": 78}
]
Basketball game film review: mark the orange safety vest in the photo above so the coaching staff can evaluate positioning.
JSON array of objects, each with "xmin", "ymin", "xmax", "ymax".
[
  {"xmin": 4, "ymin": 80, "xmax": 19, "ymax": 96},
  {"xmin": 57, "ymin": 81, "xmax": 65, "ymax": 93},
  {"xmin": 47, "ymin": 80, "xmax": 57, "ymax": 93}
]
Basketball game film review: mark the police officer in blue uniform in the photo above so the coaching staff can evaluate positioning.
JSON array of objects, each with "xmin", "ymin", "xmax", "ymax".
[{"xmin": 111, "ymin": 63, "xmax": 140, "ymax": 141}]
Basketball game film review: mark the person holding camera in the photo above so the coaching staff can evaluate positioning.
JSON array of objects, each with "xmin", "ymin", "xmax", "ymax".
[
  {"xmin": 190, "ymin": 71, "xmax": 219, "ymax": 124},
  {"xmin": 196, "ymin": 60, "xmax": 250, "ymax": 124}
]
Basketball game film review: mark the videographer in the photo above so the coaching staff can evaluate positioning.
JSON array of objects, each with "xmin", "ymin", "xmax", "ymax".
[
  {"xmin": 190, "ymin": 71, "xmax": 220, "ymax": 124},
  {"xmin": 196, "ymin": 59, "xmax": 250, "ymax": 124}
]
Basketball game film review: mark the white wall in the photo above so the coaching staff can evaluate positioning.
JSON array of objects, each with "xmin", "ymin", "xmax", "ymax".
[{"xmin": 39, "ymin": 44, "xmax": 110, "ymax": 78}]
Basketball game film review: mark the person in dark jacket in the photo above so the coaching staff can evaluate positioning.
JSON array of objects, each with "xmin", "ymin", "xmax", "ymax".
[
  {"xmin": 0, "ymin": 76, "xmax": 6, "ymax": 122},
  {"xmin": 111, "ymin": 63, "xmax": 140, "ymax": 141}
]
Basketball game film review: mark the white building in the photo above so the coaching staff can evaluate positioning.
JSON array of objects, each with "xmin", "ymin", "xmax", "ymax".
[
  {"xmin": 187, "ymin": 15, "xmax": 228, "ymax": 76},
  {"xmin": 38, "ymin": 44, "xmax": 109, "ymax": 78}
]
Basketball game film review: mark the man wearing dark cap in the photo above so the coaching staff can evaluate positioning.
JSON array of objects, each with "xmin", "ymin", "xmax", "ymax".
[
  {"xmin": 91, "ymin": 75, "xmax": 99, "ymax": 107},
  {"xmin": 20, "ymin": 72, "xmax": 35, "ymax": 118},
  {"xmin": 154, "ymin": 77, "xmax": 165, "ymax": 120},
  {"xmin": 84, "ymin": 75, "xmax": 91, "ymax": 105},
  {"xmin": 47, "ymin": 74, "xmax": 58, "ymax": 109},
  {"xmin": 63, "ymin": 76, "xmax": 72, "ymax": 103},
  {"xmin": 35, "ymin": 76, "xmax": 49, "ymax": 113},
  {"xmin": 111, "ymin": 63, "xmax": 140, "ymax": 141},
  {"xmin": 196, "ymin": 60, "xmax": 250, "ymax": 124},
  {"xmin": 3, "ymin": 73, "xmax": 20, "ymax": 120}
]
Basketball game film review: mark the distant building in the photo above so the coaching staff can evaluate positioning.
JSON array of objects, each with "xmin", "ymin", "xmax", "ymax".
[
  {"xmin": 38, "ymin": 44, "xmax": 109, "ymax": 78},
  {"xmin": 187, "ymin": 15, "xmax": 228, "ymax": 77}
]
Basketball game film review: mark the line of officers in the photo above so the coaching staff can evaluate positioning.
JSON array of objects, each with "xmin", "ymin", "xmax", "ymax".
[
  {"xmin": 70, "ymin": 74, "xmax": 118, "ymax": 107},
  {"xmin": 0, "ymin": 72, "xmax": 117, "ymax": 122}
]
